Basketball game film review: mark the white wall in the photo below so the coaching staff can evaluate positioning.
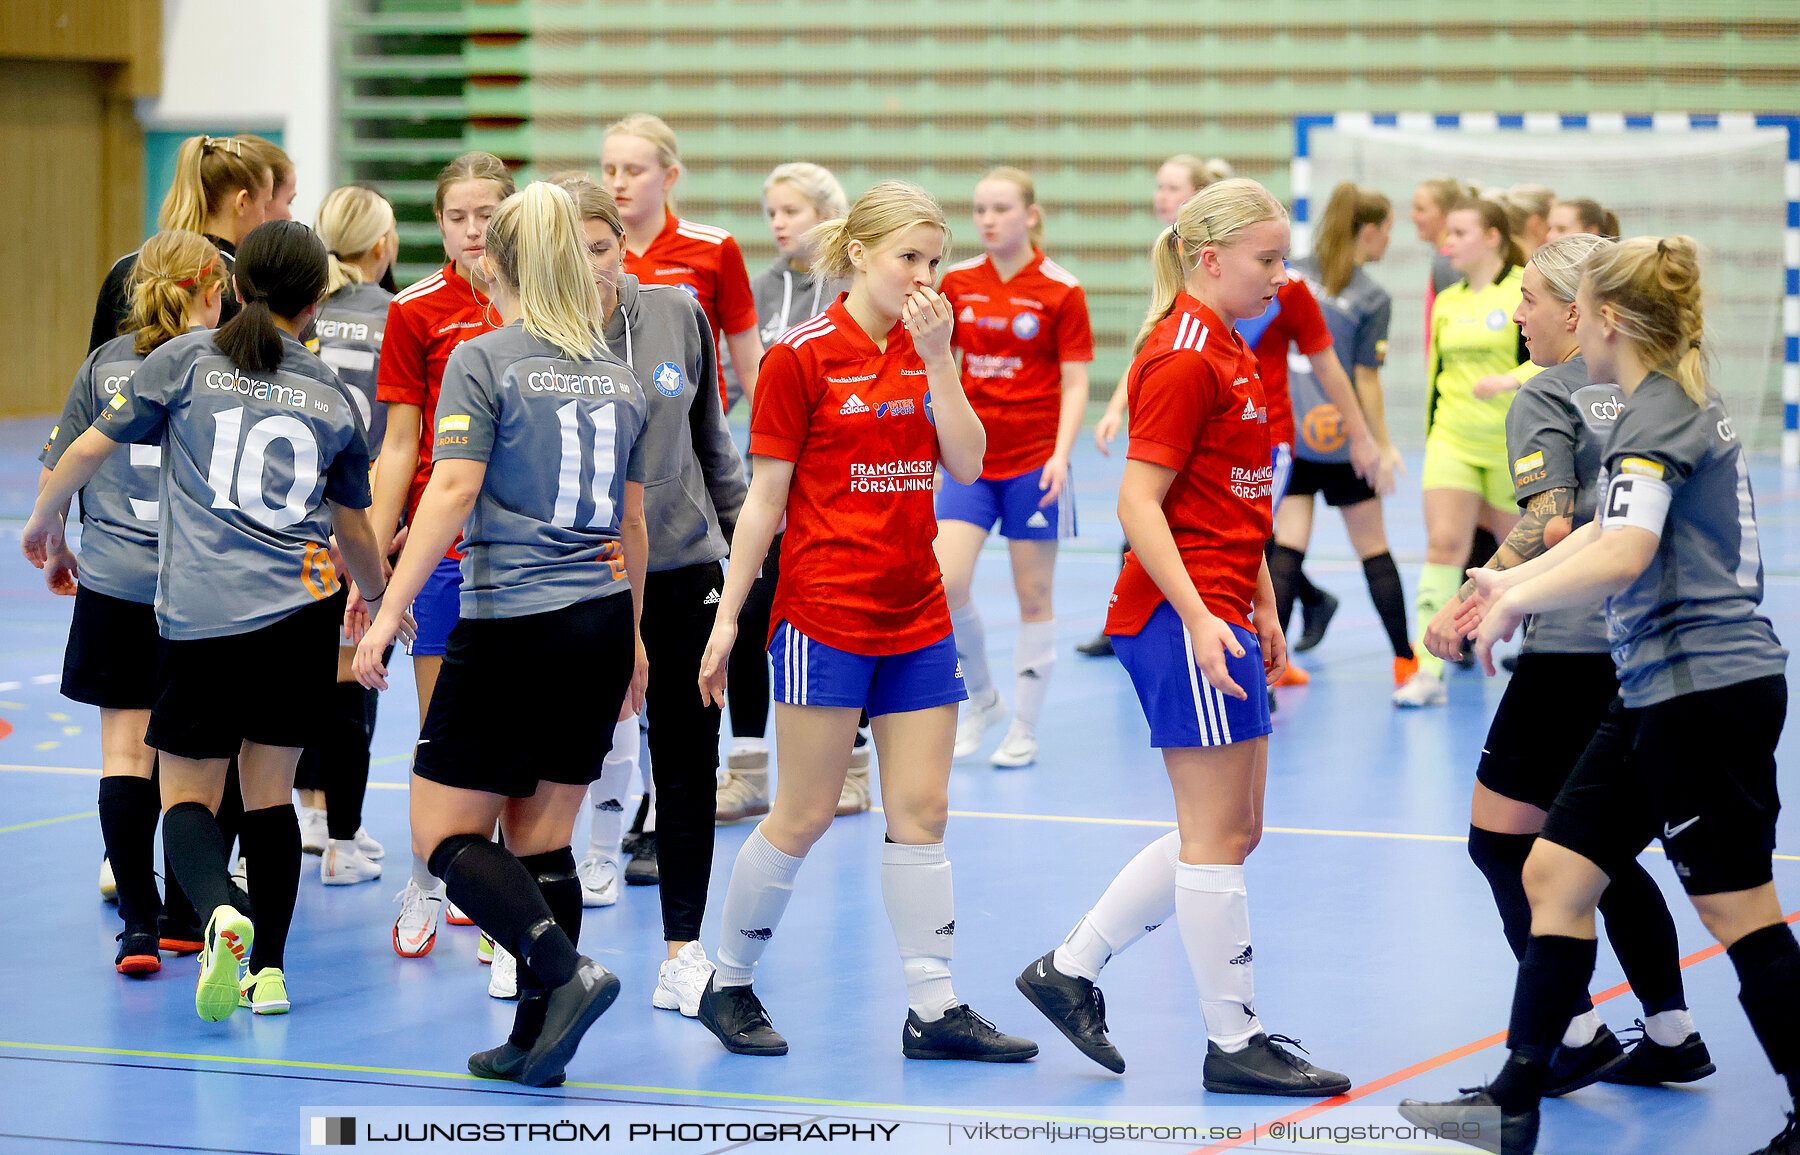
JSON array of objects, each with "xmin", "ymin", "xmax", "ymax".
[{"xmin": 136, "ymin": 0, "xmax": 334, "ymax": 225}]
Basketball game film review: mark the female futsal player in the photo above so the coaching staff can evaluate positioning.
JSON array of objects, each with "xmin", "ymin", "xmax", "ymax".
[
  {"xmin": 720, "ymin": 162, "xmax": 857, "ymax": 822},
  {"xmin": 1402, "ymin": 235, "xmax": 1798, "ymax": 1155},
  {"xmin": 1423, "ymin": 233, "xmax": 1712, "ymax": 1098},
  {"xmin": 373, "ymin": 152, "xmax": 515, "ymax": 957},
  {"xmin": 694, "ymin": 181, "xmax": 1038, "ymax": 1063},
  {"xmin": 41, "ymin": 230, "xmax": 226, "ymax": 974},
  {"xmin": 27, "ymin": 219, "xmax": 390, "ymax": 1021},
  {"xmin": 1277, "ymin": 181, "xmax": 1418, "ymax": 686},
  {"xmin": 1015, "ymin": 178, "xmax": 1350, "ymax": 1096},
  {"xmin": 937, "ymin": 167, "xmax": 1093, "ymax": 767},
  {"xmin": 355, "ymin": 181, "xmax": 649, "ymax": 1089},
  {"xmin": 1400, "ymin": 197, "xmax": 1527, "ymax": 707}
]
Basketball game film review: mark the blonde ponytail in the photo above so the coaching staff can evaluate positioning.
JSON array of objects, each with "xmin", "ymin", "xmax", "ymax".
[
  {"xmin": 1134, "ymin": 177, "xmax": 1287, "ymax": 350},
  {"xmin": 1582, "ymin": 235, "xmax": 1709, "ymax": 404},
  {"xmin": 157, "ymin": 135, "xmax": 269, "ymax": 235},
  {"xmin": 126, "ymin": 230, "xmax": 224, "ymax": 355},
  {"xmin": 316, "ymin": 185, "xmax": 397, "ymax": 296},
  {"xmin": 806, "ymin": 180, "xmax": 950, "ymax": 284},
  {"xmin": 483, "ymin": 182, "xmax": 608, "ymax": 361}
]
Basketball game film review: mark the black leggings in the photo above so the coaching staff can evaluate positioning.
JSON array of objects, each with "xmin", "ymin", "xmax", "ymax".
[
  {"xmin": 644, "ymin": 561, "xmax": 725, "ymax": 943},
  {"xmin": 727, "ymin": 533, "xmax": 782, "ymax": 740}
]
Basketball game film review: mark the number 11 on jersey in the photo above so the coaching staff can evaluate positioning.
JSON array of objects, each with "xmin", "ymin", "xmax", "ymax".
[{"xmin": 552, "ymin": 400, "xmax": 620, "ymax": 530}]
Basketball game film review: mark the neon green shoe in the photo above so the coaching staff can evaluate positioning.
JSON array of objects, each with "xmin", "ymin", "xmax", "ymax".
[
  {"xmin": 196, "ymin": 906, "xmax": 253, "ymax": 1022},
  {"xmin": 239, "ymin": 967, "xmax": 290, "ymax": 1015}
]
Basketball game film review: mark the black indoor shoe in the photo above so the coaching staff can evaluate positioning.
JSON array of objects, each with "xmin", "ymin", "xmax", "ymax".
[
  {"xmin": 1015, "ymin": 952, "xmax": 1124, "ymax": 1072},
  {"xmin": 698, "ymin": 981, "xmax": 788, "ymax": 1055},
  {"xmin": 1076, "ymin": 634, "xmax": 1115, "ymax": 658},
  {"xmin": 1294, "ymin": 589, "xmax": 1339, "ymax": 652},
  {"xmin": 1202, "ymin": 1032, "xmax": 1350, "ymax": 1097},
  {"xmin": 115, "ymin": 931, "xmax": 161, "ymax": 976},
  {"xmin": 625, "ymin": 834, "xmax": 660, "ymax": 885},
  {"xmin": 469, "ymin": 1041, "xmax": 564, "ymax": 1087},
  {"xmin": 1602, "ymin": 1020, "xmax": 1716, "ymax": 1086},
  {"xmin": 1398, "ymin": 1089, "xmax": 1537, "ymax": 1155},
  {"xmin": 902, "ymin": 1005, "xmax": 1037, "ymax": 1062},
  {"xmin": 1543, "ymin": 1023, "xmax": 1627, "ymax": 1096},
  {"xmin": 1750, "ymin": 1112, "xmax": 1799, "ymax": 1155},
  {"xmin": 521, "ymin": 958, "xmax": 619, "ymax": 1087}
]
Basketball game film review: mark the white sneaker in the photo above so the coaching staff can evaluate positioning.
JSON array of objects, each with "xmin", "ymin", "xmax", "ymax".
[
  {"xmin": 652, "ymin": 941, "xmax": 713, "ymax": 1017},
  {"xmin": 321, "ymin": 840, "xmax": 382, "ymax": 885},
  {"xmin": 230, "ymin": 856, "xmax": 249, "ymax": 893},
  {"xmin": 392, "ymin": 880, "xmax": 444, "ymax": 958},
  {"xmin": 989, "ymin": 721, "xmax": 1039, "ymax": 768},
  {"xmin": 446, "ymin": 901, "xmax": 473, "ymax": 926},
  {"xmin": 835, "ymin": 765, "xmax": 872, "ymax": 816},
  {"xmin": 488, "ymin": 944, "xmax": 518, "ymax": 1000},
  {"xmin": 353, "ymin": 826, "xmax": 385, "ymax": 861},
  {"xmin": 99, "ymin": 856, "xmax": 117, "ymax": 904},
  {"xmin": 477, "ymin": 931, "xmax": 496, "ymax": 964},
  {"xmin": 578, "ymin": 854, "xmax": 620, "ymax": 907},
  {"xmin": 299, "ymin": 807, "xmax": 328, "ymax": 855},
  {"xmin": 953, "ymin": 691, "xmax": 1007, "ymax": 758},
  {"xmin": 1392, "ymin": 669, "xmax": 1447, "ymax": 708},
  {"xmin": 726, "ymin": 741, "xmax": 768, "ymax": 771}
]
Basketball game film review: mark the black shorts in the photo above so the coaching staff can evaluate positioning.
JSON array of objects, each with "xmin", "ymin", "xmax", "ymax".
[
  {"xmin": 62, "ymin": 585, "xmax": 164, "ymax": 710},
  {"xmin": 1476, "ymin": 651, "xmax": 1620, "ymax": 811},
  {"xmin": 1286, "ymin": 458, "xmax": 1377, "ymax": 508},
  {"xmin": 1541, "ymin": 674, "xmax": 1786, "ymax": 897},
  {"xmin": 145, "ymin": 593, "xmax": 343, "ymax": 760},
  {"xmin": 412, "ymin": 594, "xmax": 634, "ymax": 799}
]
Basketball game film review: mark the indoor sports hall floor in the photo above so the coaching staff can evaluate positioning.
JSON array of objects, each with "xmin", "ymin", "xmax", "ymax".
[{"xmin": 0, "ymin": 412, "xmax": 1795, "ymax": 1155}]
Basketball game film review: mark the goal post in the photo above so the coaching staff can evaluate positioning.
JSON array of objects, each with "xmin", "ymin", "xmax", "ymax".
[{"xmin": 1291, "ymin": 112, "xmax": 1800, "ymax": 464}]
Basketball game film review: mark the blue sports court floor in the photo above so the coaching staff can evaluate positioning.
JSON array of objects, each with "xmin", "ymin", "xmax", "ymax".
[{"xmin": 0, "ymin": 412, "xmax": 1795, "ymax": 1154}]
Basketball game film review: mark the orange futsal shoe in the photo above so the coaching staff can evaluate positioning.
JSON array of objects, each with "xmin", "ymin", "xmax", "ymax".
[
  {"xmin": 1273, "ymin": 664, "xmax": 1311, "ymax": 688},
  {"xmin": 1393, "ymin": 655, "xmax": 1420, "ymax": 687}
]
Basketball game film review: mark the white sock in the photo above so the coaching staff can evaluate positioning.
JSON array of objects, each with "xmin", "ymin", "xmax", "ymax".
[
  {"xmin": 1054, "ymin": 831, "xmax": 1178, "ymax": 981},
  {"xmin": 1645, "ymin": 1007, "xmax": 1697, "ymax": 1047},
  {"xmin": 712, "ymin": 826, "xmax": 804, "ymax": 987},
  {"xmin": 587, "ymin": 716, "xmax": 637, "ymax": 860},
  {"xmin": 410, "ymin": 854, "xmax": 441, "ymax": 893},
  {"xmin": 950, "ymin": 600, "xmax": 994, "ymax": 700},
  {"xmin": 1562, "ymin": 1006, "xmax": 1603, "ymax": 1048},
  {"xmin": 1174, "ymin": 860, "xmax": 1262, "ymax": 1051},
  {"xmin": 881, "ymin": 840, "xmax": 958, "ymax": 1021},
  {"xmin": 731, "ymin": 736, "xmax": 768, "ymax": 756},
  {"xmin": 1011, "ymin": 618, "xmax": 1057, "ymax": 733}
]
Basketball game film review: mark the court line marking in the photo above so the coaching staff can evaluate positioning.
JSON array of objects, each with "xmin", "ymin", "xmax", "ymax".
[
  {"xmin": 2, "ymin": 764, "xmax": 1798, "ymax": 862},
  {"xmin": 1184, "ymin": 907, "xmax": 1800, "ymax": 1153},
  {"xmin": 0, "ymin": 1040, "xmax": 1152, "ymax": 1126},
  {"xmin": 0, "ymin": 809, "xmax": 96, "ymax": 834}
]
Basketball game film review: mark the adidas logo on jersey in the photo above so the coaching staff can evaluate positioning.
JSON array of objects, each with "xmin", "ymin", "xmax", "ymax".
[
  {"xmin": 703, "ymin": 588, "xmax": 721, "ymax": 605},
  {"xmin": 1241, "ymin": 398, "xmax": 1260, "ymax": 422},
  {"xmin": 1026, "ymin": 510, "xmax": 1049, "ymax": 529},
  {"xmin": 839, "ymin": 393, "xmax": 870, "ymax": 415},
  {"xmin": 958, "ymin": 305, "xmax": 976, "ymax": 323}
]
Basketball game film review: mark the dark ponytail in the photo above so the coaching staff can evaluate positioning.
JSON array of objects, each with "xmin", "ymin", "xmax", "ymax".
[{"xmin": 216, "ymin": 220, "xmax": 328, "ymax": 373}]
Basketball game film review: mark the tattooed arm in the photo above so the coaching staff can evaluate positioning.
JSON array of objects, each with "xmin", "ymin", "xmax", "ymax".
[{"xmin": 1421, "ymin": 486, "xmax": 1574, "ymax": 660}]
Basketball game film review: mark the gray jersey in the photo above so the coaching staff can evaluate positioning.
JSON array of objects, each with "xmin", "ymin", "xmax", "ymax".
[
  {"xmin": 39, "ymin": 335, "xmax": 162, "ymax": 603},
  {"xmin": 722, "ymin": 257, "xmax": 846, "ymax": 407},
  {"xmin": 606, "ymin": 275, "xmax": 746, "ymax": 571},
  {"xmin": 1289, "ymin": 257, "xmax": 1392, "ymax": 464},
  {"xmin": 312, "ymin": 280, "xmax": 393, "ymax": 459},
  {"xmin": 433, "ymin": 322, "xmax": 649, "ymax": 619},
  {"xmin": 102, "ymin": 331, "xmax": 373, "ymax": 640},
  {"xmin": 1507, "ymin": 355, "xmax": 1620, "ymax": 654},
  {"xmin": 1599, "ymin": 372, "xmax": 1786, "ymax": 706}
]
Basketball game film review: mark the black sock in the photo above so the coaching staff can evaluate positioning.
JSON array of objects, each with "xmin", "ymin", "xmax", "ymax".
[
  {"xmin": 1596, "ymin": 858, "xmax": 1687, "ymax": 1016},
  {"xmin": 216, "ymin": 761, "xmax": 245, "ymax": 859},
  {"xmin": 98, "ymin": 776, "xmax": 162, "ymax": 933},
  {"xmin": 519, "ymin": 847, "xmax": 582, "ymax": 950},
  {"xmin": 1489, "ymin": 934, "xmax": 1599, "ymax": 1113},
  {"xmin": 430, "ymin": 834, "xmax": 579, "ymax": 987},
  {"xmin": 1467, "ymin": 827, "xmax": 1536, "ymax": 960},
  {"xmin": 1267, "ymin": 543, "xmax": 1306, "ymax": 636},
  {"xmin": 322, "ymin": 683, "xmax": 377, "ymax": 841},
  {"xmin": 1361, "ymin": 552, "xmax": 1415, "ymax": 661},
  {"xmin": 1295, "ymin": 568, "xmax": 1324, "ymax": 610},
  {"xmin": 1728, "ymin": 923, "xmax": 1800, "ymax": 1092},
  {"xmin": 240, "ymin": 804, "xmax": 300, "ymax": 972},
  {"xmin": 161, "ymin": 801, "xmax": 234, "ymax": 924}
]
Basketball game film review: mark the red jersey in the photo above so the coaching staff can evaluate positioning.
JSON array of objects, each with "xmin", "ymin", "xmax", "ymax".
[
  {"xmin": 749, "ymin": 297, "xmax": 951, "ymax": 656},
  {"xmin": 1246, "ymin": 278, "xmax": 1333, "ymax": 449},
  {"xmin": 625, "ymin": 211, "xmax": 758, "ymax": 409},
  {"xmin": 1106, "ymin": 294, "xmax": 1272, "ymax": 634},
  {"xmin": 940, "ymin": 250, "xmax": 1094, "ymax": 479},
  {"xmin": 377, "ymin": 262, "xmax": 501, "ymax": 527}
]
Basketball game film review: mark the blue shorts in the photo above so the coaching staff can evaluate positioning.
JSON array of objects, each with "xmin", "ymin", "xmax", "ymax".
[
  {"xmin": 407, "ymin": 553, "xmax": 463, "ymax": 658},
  {"xmin": 936, "ymin": 464, "xmax": 1075, "ymax": 540},
  {"xmin": 1271, "ymin": 441, "xmax": 1294, "ymax": 510},
  {"xmin": 768, "ymin": 620, "xmax": 968, "ymax": 718},
  {"xmin": 1112, "ymin": 602, "xmax": 1272, "ymax": 748}
]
